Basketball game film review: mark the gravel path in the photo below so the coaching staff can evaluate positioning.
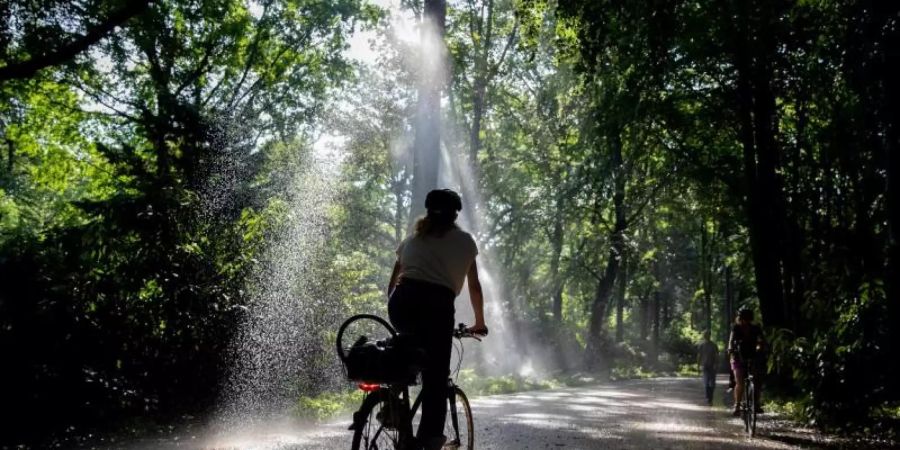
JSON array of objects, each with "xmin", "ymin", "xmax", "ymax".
[
  {"xmin": 467, "ymin": 377, "xmax": 837, "ymax": 450},
  {"xmin": 126, "ymin": 377, "xmax": 858, "ymax": 450}
]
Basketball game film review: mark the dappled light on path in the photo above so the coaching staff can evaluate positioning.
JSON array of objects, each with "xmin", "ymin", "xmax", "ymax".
[
  {"xmin": 469, "ymin": 377, "xmax": 849, "ymax": 450},
  {"xmin": 123, "ymin": 377, "xmax": 860, "ymax": 449}
]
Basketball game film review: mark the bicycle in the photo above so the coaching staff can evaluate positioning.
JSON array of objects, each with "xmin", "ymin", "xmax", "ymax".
[
  {"xmin": 732, "ymin": 350, "xmax": 758, "ymax": 437},
  {"xmin": 336, "ymin": 314, "xmax": 482, "ymax": 450}
]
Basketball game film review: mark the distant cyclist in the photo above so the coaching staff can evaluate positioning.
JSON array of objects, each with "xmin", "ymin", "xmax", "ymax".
[
  {"xmin": 387, "ymin": 189, "xmax": 488, "ymax": 450},
  {"xmin": 697, "ymin": 330, "xmax": 718, "ymax": 405},
  {"xmin": 727, "ymin": 307, "xmax": 766, "ymax": 416}
]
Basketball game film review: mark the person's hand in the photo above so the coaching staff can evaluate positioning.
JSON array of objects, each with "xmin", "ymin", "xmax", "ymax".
[{"xmin": 467, "ymin": 323, "xmax": 489, "ymax": 337}]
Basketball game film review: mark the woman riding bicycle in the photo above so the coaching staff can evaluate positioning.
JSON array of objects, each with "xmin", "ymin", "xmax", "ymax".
[
  {"xmin": 728, "ymin": 307, "xmax": 766, "ymax": 416},
  {"xmin": 386, "ymin": 189, "xmax": 488, "ymax": 450}
]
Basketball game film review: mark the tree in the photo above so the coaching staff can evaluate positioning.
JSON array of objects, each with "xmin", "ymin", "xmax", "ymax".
[
  {"xmin": 410, "ymin": 0, "xmax": 447, "ymax": 220},
  {"xmin": 0, "ymin": 0, "xmax": 373, "ymax": 443},
  {"xmin": 557, "ymin": 0, "xmax": 677, "ymax": 367}
]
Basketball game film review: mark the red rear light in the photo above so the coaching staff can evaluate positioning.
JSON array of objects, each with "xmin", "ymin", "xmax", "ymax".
[{"xmin": 358, "ymin": 383, "xmax": 381, "ymax": 392}]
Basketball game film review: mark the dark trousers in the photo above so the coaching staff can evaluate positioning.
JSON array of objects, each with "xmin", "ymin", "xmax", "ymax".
[
  {"xmin": 702, "ymin": 367, "xmax": 716, "ymax": 402},
  {"xmin": 388, "ymin": 278, "xmax": 455, "ymax": 441}
]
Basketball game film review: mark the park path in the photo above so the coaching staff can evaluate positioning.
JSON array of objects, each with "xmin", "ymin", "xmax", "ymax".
[{"xmin": 126, "ymin": 377, "xmax": 855, "ymax": 450}]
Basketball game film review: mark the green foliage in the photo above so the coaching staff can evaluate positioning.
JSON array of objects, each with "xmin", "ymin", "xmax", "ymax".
[
  {"xmin": 662, "ymin": 323, "xmax": 703, "ymax": 370},
  {"xmin": 768, "ymin": 282, "xmax": 893, "ymax": 432},
  {"xmin": 0, "ymin": 0, "xmax": 375, "ymax": 445},
  {"xmin": 609, "ymin": 365, "xmax": 655, "ymax": 381},
  {"xmin": 294, "ymin": 389, "xmax": 364, "ymax": 421},
  {"xmin": 456, "ymin": 369, "xmax": 561, "ymax": 396}
]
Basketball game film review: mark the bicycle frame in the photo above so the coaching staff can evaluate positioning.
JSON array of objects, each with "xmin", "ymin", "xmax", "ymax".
[{"xmin": 348, "ymin": 323, "xmax": 479, "ymax": 450}]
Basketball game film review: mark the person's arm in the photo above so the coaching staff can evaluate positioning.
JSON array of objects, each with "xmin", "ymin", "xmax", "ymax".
[
  {"xmin": 756, "ymin": 325, "xmax": 767, "ymax": 354},
  {"xmin": 727, "ymin": 327, "xmax": 736, "ymax": 357},
  {"xmin": 387, "ymin": 259, "xmax": 401, "ymax": 298},
  {"xmin": 466, "ymin": 260, "xmax": 487, "ymax": 334},
  {"xmin": 697, "ymin": 344, "xmax": 703, "ymax": 370},
  {"xmin": 714, "ymin": 343, "xmax": 719, "ymax": 366}
]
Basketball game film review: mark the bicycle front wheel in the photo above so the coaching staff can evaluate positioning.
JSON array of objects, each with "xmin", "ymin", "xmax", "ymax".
[
  {"xmin": 351, "ymin": 390, "xmax": 406, "ymax": 450},
  {"xmin": 742, "ymin": 381, "xmax": 752, "ymax": 434},
  {"xmin": 748, "ymin": 381, "xmax": 757, "ymax": 437},
  {"xmin": 445, "ymin": 387, "xmax": 474, "ymax": 450},
  {"xmin": 410, "ymin": 385, "xmax": 475, "ymax": 450}
]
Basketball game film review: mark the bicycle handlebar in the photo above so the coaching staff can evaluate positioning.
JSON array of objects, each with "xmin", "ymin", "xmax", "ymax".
[{"xmin": 454, "ymin": 323, "xmax": 488, "ymax": 341}]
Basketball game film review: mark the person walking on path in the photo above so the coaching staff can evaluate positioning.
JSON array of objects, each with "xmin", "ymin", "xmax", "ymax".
[{"xmin": 697, "ymin": 330, "xmax": 718, "ymax": 405}]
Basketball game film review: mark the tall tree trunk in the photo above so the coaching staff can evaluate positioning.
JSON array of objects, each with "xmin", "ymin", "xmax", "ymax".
[
  {"xmin": 724, "ymin": 265, "xmax": 734, "ymax": 343},
  {"xmin": 878, "ymin": 0, "xmax": 900, "ymax": 382},
  {"xmin": 410, "ymin": 0, "xmax": 447, "ymax": 221},
  {"xmin": 732, "ymin": 0, "xmax": 787, "ymax": 329},
  {"xmin": 585, "ymin": 130, "xmax": 626, "ymax": 368},
  {"xmin": 662, "ymin": 289, "xmax": 671, "ymax": 329},
  {"xmin": 700, "ymin": 222, "xmax": 712, "ymax": 334},
  {"xmin": 615, "ymin": 253, "xmax": 627, "ymax": 342},
  {"xmin": 887, "ymin": 78, "xmax": 900, "ymax": 389},
  {"xmin": 639, "ymin": 292, "xmax": 649, "ymax": 341},
  {"xmin": 651, "ymin": 289, "xmax": 661, "ymax": 364},
  {"xmin": 468, "ymin": 0, "xmax": 493, "ymax": 168},
  {"xmin": 550, "ymin": 192, "xmax": 565, "ymax": 322}
]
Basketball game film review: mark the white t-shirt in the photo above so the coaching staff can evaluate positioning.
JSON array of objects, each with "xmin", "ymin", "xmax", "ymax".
[{"xmin": 396, "ymin": 228, "xmax": 479, "ymax": 295}]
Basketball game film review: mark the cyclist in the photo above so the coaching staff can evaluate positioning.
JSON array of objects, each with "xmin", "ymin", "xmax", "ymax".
[
  {"xmin": 727, "ymin": 307, "xmax": 766, "ymax": 416},
  {"xmin": 697, "ymin": 330, "xmax": 718, "ymax": 405},
  {"xmin": 386, "ymin": 188, "xmax": 488, "ymax": 450}
]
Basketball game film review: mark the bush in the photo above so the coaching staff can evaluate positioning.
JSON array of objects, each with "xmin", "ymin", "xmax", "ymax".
[
  {"xmin": 767, "ymin": 282, "xmax": 896, "ymax": 435},
  {"xmin": 294, "ymin": 390, "xmax": 364, "ymax": 421},
  {"xmin": 457, "ymin": 369, "xmax": 559, "ymax": 396}
]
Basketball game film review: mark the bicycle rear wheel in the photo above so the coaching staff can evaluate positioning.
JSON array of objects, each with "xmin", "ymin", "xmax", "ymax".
[{"xmin": 351, "ymin": 389, "xmax": 408, "ymax": 450}]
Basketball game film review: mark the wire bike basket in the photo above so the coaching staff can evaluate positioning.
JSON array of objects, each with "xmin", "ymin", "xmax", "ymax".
[{"xmin": 336, "ymin": 314, "xmax": 424, "ymax": 385}]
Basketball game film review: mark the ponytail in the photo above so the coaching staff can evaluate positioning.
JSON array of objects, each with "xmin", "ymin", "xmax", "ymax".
[{"xmin": 414, "ymin": 211, "xmax": 458, "ymax": 237}]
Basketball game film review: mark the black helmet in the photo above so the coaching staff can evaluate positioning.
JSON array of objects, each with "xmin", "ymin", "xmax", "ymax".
[
  {"xmin": 425, "ymin": 189, "xmax": 462, "ymax": 214},
  {"xmin": 737, "ymin": 307, "xmax": 754, "ymax": 321}
]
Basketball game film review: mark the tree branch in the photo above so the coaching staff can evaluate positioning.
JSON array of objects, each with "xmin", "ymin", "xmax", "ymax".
[{"xmin": 0, "ymin": 0, "xmax": 154, "ymax": 82}]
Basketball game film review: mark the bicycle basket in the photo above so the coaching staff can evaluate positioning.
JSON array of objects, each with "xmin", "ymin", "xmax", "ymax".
[
  {"xmin": 344, "ymin": 335, "xmax": 424, "ymax": 384},
  {"xmin": 336, "ymin": 314, "xmax": 424, "ymax": 385}
]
